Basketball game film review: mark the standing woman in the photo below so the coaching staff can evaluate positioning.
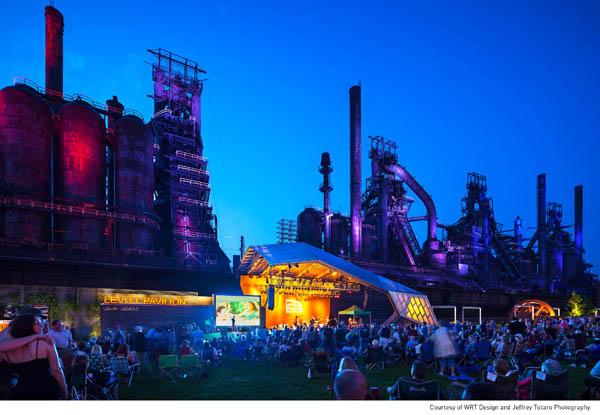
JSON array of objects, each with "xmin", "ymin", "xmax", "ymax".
[{"xmin": 0, "ymin": 315, "xmax": 67, "ymax": 399}]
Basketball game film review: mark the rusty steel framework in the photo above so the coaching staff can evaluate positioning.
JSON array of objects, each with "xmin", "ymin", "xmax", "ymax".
[
  {"xmin": 149, "ymin": 49, "xmax": 229, "ymax": 271},
  {"xmin": 294, "ymin": 85, "xmax": 596, "ymax": 299}
]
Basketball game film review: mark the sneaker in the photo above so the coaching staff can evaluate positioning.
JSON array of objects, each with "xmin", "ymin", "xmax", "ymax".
[
  {"xmin": 569, "ymin": 364, "xmax": 576, "ymax": 368},
  {"xmin": 580, "ymin": 364, "xmax": 587, "ymax": 368}
]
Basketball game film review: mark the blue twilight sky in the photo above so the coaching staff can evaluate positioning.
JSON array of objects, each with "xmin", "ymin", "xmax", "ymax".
[{"xmin": 1, "ymin": 1, "xmax": 597, "ymax": 271}]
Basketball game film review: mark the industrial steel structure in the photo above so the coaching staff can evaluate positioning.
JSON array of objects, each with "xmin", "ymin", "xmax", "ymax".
[
  {"xmin": 149, "ymin": 48, "xmax": 228, "ymax": 270},
  {"xmin": 0, "ymin": 6, "xmax": 230, "ymax": 284},
  {"xmin": 295, "ymin": 85, "xmax": 597, "ymax": 313}
]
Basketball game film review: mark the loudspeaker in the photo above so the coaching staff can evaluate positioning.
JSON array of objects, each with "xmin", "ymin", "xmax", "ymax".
[{"xmin": 267, "ymin": 285, "xmax": 275, "ymax": 310}]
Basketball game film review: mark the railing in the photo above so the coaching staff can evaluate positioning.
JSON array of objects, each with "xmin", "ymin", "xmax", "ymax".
[
  {"xmin": 152, "ymin": 108, "xmax": 197, "ymax": 124},
  {"xmin": 0, "ymin": 196, "xmax": 160, "ymax": 230},
  {"xmin": 0, "ymin": 237, "xmax": 165, "ymax": 260},
  {"xmin": 173, "ymin": 228, "xmax": 216, "ymax": 240},
  {"xmin": 179, "ymin": 177, "xmax": 209, "ymax": 188},
  {"xmin": 174, "ymin": 150, "xmax": 207, "ymax": 162},
  {"xmin": 152, "ymin": 108, "xmax": 172, "ymax": 118},
  {"xmin": 176, "ymin": 164, "xmax": 209, "ymax": 177},
  {"xmin": 122, "ymin": 108, "xmax": 144, "ymax": 119},
  {"xmin": 176, "ymin": 196, "xmax": 208, "ymax": 207},
  {"xmin": 12, "ymin": 77, "xmax": 144, "ymax": 121}
]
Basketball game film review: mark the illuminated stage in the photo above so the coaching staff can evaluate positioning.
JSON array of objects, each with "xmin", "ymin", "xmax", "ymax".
[{"xmin": 238, "ymin": 242, "xmax": 438, "ymax": 327}]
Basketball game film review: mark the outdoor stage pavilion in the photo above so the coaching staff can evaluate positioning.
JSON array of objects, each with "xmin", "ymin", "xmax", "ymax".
[{"xmin": 238, "ymin": 242, "xmax": 438, "ymax": 327}]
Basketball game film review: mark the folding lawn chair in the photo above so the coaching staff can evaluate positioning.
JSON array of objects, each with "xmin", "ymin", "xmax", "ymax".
[
  {"xmin": 482, "ymin": 371, "xmax": 518, "ymax": 400},
  {"xmin": 311, "ymin": 351, "xmax": 331, "ymax": 375},
  {"xmin": 158, "ymin": 354, "xmax": 180, "ymax": 382},
  {"xmin": 530, "ymin": 368, "xmax": 569, "ymax": 400},
  {"xmin": 387, "ymin": 343, "xmax": 403, "ymax": 367},
  {"xmin": 109, "ymin": 357, "xmax": 141, "ymax": 388},
  {"xmin": 70, "ymin": 372, "xmax": 87, "ymax": 400},
  {"xmin": 179, "ymin": 354, "xmax": 205, "ymax": 379},
  {"xmin": 365, "ymin": 347, "xmax": 386, "ymax": 370},
  {"xmin": 389, "ymin": 377, "xmax": 440, "ymax": 400}
]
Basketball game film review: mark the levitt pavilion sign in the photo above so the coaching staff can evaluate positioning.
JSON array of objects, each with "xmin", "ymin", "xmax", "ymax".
[{"xmin": 100, "ymin": 291, "xmax": 212, "ymax": 307}]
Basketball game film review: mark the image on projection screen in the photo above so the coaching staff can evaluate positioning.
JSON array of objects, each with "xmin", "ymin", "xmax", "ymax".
[{"xmin": 215, "ymin": 295, "xmax": 260, "ymax": 327}]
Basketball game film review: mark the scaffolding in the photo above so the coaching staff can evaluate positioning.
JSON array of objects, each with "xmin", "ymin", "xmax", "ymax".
[{"xmin": 276, "ymin": 219, "xmax": 297, "ymax": 244}]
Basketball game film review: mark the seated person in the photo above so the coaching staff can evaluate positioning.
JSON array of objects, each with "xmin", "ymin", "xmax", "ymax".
[
  {"xmin": 405, "ymin": 335, "xmax": 419, "ymax": 358},
  {"xmin": 115, "ymin": 344, "xmax": 134, "ymax": 364},
  {"xmin": 495, "ymin": 335, "xmax": 514, "ymax": 359},
  {"xmin": 388, "ymin": 338, "xmax": 403, "ymax": 355},
  {"xmin": 88, "ymin": 345, "xmax": 108, "ymax": 373},
  {"xmin": 278, "ymin": 339, "xmax": 292, "ymax": 354},
  {"xmin": 574, "ymin": 330, "xmax": 587, "ymax": 351},
  {"xmin": 517, "ymin": 358, "xmax": 564, "ymax": 400},
  {"xmin": 179, "ymin": 340, "xmax": 195, "ymax": 356},
  {"xmin": 341, "ymin": 334, "xmax": 358, "ymax": 357},
  {"xmin": 75, "ymin": 341, "xmax": 88, "ymax": 356},
  {"xmin": 513, "ymin": 333, "xmax": 526, "ymax": 357},
  {"xmin": 585, "ymin": 338, "xmax": 600, "ymax": 356},
  {"xmin": 338, "ymin": 357, "xmax": 359, "ymax": 372},
  {"xmin": 488, "ymin": 358, "xmax": 517, "ymax": 377},
  {"xmin": 387, "ymin": 360, "xmax": 439, "ymax": 400},
  {"xmin": 70, "ymin": 354, "xmax": 89, "ymax": 394},
  {"xmin": 201, "ymin": 341, "xmax": 213, "ymax": 361},
  {"xmin": 334, "ymin": 369, "xmax": 368, "ymax": 400}
]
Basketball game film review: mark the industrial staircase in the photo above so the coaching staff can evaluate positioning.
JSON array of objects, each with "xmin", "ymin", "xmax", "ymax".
[
  {"xmin": 491, "ymin": 233, "xmax": 521, "ymax": 281},
  {"xmin": 394, "ymin": 215, "xmax": 422, "ymax": 269}
]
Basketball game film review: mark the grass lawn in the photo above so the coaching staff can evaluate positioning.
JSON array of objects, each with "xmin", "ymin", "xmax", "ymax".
[{"xmin": 120, "ymin": 357, "xmax": 591, "ymax": 400}]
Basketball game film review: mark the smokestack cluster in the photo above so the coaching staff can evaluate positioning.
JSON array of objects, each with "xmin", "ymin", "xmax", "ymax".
[
  {"xmin": 45, "ymin": 6, "xmax": 64, "ymax": 98},
  {"xmin": 574, "ymin": 185, "xmax": 583, "ymax": 273},
  {"xmin": 537, "ymin": 173, "xmax": 547, "ymax": 279},
  {"xmin": 319, "ymin": 152, "xmax": 333, "ymax": 250},
  {"xmin": 349, "ymin": 85, "xmax": 362, "ymax": 257}
]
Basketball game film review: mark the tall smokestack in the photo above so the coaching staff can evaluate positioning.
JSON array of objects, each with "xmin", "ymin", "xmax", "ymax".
[
  {"xmin": 574, "ymin": 185, "xmax": 583, "ymax": 273},
  {"xmin": 319, "ymin": 152, "xmax": 333, "ymax": 251},
  {"xmin": 45, "ymin": 6, "xmax": 64, "ymax": 98},
  {"xmin": 349, "ymin": 85, "xmax": 362, "ymax": 257},
  {"xmin": 537, "ymin": 173, "xmax": 547, "ymax": 279}
]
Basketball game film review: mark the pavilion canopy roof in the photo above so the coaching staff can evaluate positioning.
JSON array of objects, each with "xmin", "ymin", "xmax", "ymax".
[
  {"xmin": 239, "ymin": 242, "xmax": 423, "ymax": 295},
  {"xmin": 239, "ymin": 243, "xmax": 437, "ymax": 325}
]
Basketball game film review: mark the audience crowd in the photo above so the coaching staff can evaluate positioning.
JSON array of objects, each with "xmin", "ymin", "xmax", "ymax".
[{"xmin": 1, "ymin": 312, "xmax": 600, "ymax": 400}]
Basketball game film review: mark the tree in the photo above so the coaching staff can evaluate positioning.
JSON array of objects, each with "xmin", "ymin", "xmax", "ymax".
[{"xmin": 567, "ymin": 291, "xmax": 590, "ymax": 317}]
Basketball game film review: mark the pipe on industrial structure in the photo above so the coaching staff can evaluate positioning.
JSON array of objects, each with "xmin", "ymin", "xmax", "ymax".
[
  {"xmin": 384, "ymin": 163, "xmax": 438, "ymax": 243},
  {"xmin": 320, "ymin": 152, "xmax": 333, "ymax": 251},
  {"xmin": 378, "ymin": 173, "xmax": 389, "ymax": 262},
  {"xmin": 537, "ymin": 173, "xmax": 547, "ymax": 279},
  {"xmin": 45, "ymin": 6, "xmax": 63, "ymax": 98},
  {"xmin": 106, "ymin": 96, "xmax": 124, "ymax": 130},
  {"xmin": 574, "ymin": 185, "xmax": 583, "ymax": 274},
  {"xmin": 349, "ymin": 85, "xmax": 362, "ymax": 257}
]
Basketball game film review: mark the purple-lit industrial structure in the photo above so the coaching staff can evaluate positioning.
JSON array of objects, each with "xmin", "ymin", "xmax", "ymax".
[
  {"xmin": 295, "ymin": 85, "xmax": 597, "ymax": 315},
  {"xmin": 0, "ymin": 5, "xmax": 596, "ymax": 324},
  {"xmin": 0, "ymin": 6, "xmax": 231, "ymax": 298}
]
